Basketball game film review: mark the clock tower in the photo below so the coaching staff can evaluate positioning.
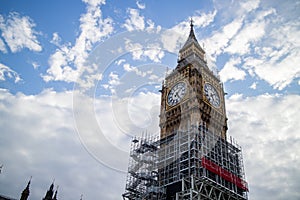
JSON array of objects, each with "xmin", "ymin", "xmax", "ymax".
[
  {"xmin": 122, "ymin": 20, "xmax": 248, "ymax": 200},
  {"xmin": 160, "ymin": 20, "xmax": 227, "ymax": 140}
]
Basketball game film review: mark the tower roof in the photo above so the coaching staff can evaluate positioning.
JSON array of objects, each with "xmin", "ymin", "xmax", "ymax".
[{"xmin": 179, "ymin": 19, "xmax": 204, "ymax": 53}]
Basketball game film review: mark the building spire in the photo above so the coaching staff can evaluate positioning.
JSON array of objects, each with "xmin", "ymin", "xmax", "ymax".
[
  {"xmin": 187, "ymin": 17, "xmax": 197, "ymax": 41},
  {"xmin": 20, "ymin": 177, "xmax": 31, "ymax": 200},
  {"xmin": 178, "ymin": 18, "xmax": 205, "ymax": 61},
  {"xmin": 43, "ymin": 182, "xmax": 55, "ymax": 200}
]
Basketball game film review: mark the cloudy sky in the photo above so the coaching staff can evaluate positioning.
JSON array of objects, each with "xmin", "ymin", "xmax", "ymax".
[{"xmin": 0, "ymin": 0, "xmax": 299, "ymax": 199}]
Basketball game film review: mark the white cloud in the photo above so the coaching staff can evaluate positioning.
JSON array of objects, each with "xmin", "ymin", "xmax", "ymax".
[
  {"xmin": 193, "ymin": 10, "xmax": 217, "ymax": 28},
  {"xmin": 124, "ymin": 39, "xmax": 143, "ymax": 60},
  {"xmin": 102, "ymin": 72, "xmax": 121, "ymax": 94},
  {"xmin": 123, "ymin": 63, "xmax": 147, "ymax": 77},
  {"xmin": 219, "ymin": 57, "xmax": 246, "ymax": 82},
  {"xmin": 43, "ymin": 0, "xmax": 113, "ymax": 85},
  {"xmin": 124, "ymin": 39, "xmax": 164, "ymax": 62},
  {"xmin": 115, "ymin": 59, "xmax": 126, "ymax": 66},
  {"xmin": 126, "ymin": 92, "xmax": 160, "ymax": 130},
  {"xmin": 242, "ymin": 17, "xmax": 300, "ymax": 90},
  {"xmin": 108, "ymin": 71, "xmax": 120, "ymax": 86},
  {"xmin": 123, "ymin": 7, "xmax": 161, "ymax": 33},
  {"xmin": 244, "ymin": 52, "xmax": 300, "ymax": 90},
  {"xmin": 240, "ymin": 0, "xmax": 260, "ymax": 13},
  {"xmin": 43, "ymin": 47, "xmax": 79, "ymax": 82},
  {"xmin": 149, "ymin": 74, "xmax": 159, "ymax": 81},
  {"xmin": 123, "ymin": 8, "xmax": 145, "ymax": 31},
  {"xmin": 0, "ymin": 63, "xmax": 21, "ymax": 83},
  {"xmin": 206, "ymin": 4, "xmax": 300, "ymax": 90},
  {"xmin": 224, "ymin": 19, "xmax": 266, "ymax": 55},
  {"xmin": 31, "ymin": 61, "xmax": 39, "ymax": 70},
  {"xmin": 93, "ymin": 91, "xmax": 160, "ymax": 149},
  {"xmin": 143, "ymin": 43, "xmax": 165, "ymax": 63},
  {"xmin": 161, "ymin": 25, "xmax": 188, "ymax": 53},
  {"xmin": 215, "ymin": 5, "xmax": 300, "ymax": 90},
  {"xmin": 202, "ymin": 5, "xmax": 278, "ymax": 78},
  {"xmin": 123, "ymin": 63, "xmax": 134, "ymax": 72},
  {"xmin": 227, "ymin": 93, "xmax": 300, "ymax": 199},
  {"xmin": 250, "ymin": 82, "xmax": 257, "ymax": 89},
  {"xmin": 205, "ymin": 18, "xmax": 243, "ymax": 59},
  {"xmin": 0, "ymin": 12, "xmax": 42, "ymax": 53},
  {"xmin": 50, "ymin": 32, "xmax": 61, "ymax": 46},
  {"xmin": 82, "ymin": 0, "xmax": 105, "ymax": 7},
  {"xmin": 0, "ymin": 89, "xmax": 131, "ymax": 200},
  {"xmin": 2, "ymin": 89, "xmax": 298, "ymax": 200},
  {"xmin": 136, "ymin": 1, "xmax": 145, "ymax": 9},
  {"xmin": 145, "ymin": 19, "xmax": 156, "ymax": 32},
  {"xmin": 0, "ymin": 37, "xmax": 7, "ymax": 53}
]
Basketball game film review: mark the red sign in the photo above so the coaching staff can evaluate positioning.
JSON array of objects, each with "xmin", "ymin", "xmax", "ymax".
[{"xmin": 201, "ymin": 157, "xmax": 248, "ymax": 191}]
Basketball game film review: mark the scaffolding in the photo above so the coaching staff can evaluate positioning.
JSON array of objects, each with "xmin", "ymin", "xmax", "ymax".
[
  {"xmin": 122, "ymin": 134, "xmax": 163, "ymax": 200},
  {"xmin": 122, "ymin": 124, "xmax": 248, "ymax": 200}
]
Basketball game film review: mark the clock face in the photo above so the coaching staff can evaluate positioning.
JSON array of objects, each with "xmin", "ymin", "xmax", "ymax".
[
  {"xmin": 204, "ymin": 83, "xmax": 220, "ymax": 107},
  {"xmin": 167, "ymin": 82, "xmax": 187, "ymax": 106}
]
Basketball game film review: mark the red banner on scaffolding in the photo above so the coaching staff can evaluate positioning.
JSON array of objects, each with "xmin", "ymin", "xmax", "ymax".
[{"xmin": 201, "ymin": 157, "xmax": 249, "ymax": 191}]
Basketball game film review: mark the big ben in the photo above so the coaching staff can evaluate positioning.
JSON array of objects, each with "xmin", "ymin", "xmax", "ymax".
[
  {"xmin": 159, "ymin": 20, "xmax": 227, "ymax": 140},
  {"xmin": 122, "ymin": 20, "xmax": 248, "ymax": 200}
]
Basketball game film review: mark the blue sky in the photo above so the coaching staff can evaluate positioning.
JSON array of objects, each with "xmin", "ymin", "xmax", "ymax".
[{"xmin": 0, "ymin": 0, "xmax": 300, "ymax": 199}]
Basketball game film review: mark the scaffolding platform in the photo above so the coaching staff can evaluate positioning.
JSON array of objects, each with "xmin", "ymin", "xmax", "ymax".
[{"xmin": 122, "ymin": 125, "xmax": 248, "ymax": 200}]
